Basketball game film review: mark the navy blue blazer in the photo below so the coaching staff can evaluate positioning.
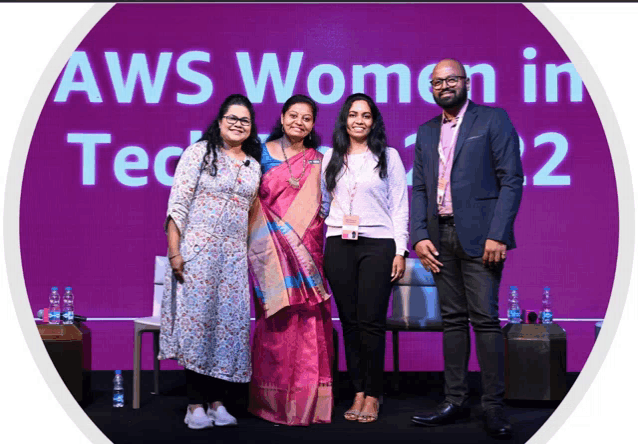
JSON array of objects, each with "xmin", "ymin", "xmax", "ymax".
[{"xmin": 410, "ymin": 101, "xmax": 523, "ymax": 257}]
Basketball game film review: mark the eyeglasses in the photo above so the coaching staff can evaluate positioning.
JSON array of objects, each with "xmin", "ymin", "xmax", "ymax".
[
  {"xmin": 223, "ymin": 115, "xmax": 251, "ymax": 127},
  {"xmin": 430, "ymin": 76, "xmax": 467, "ymax": 90}
]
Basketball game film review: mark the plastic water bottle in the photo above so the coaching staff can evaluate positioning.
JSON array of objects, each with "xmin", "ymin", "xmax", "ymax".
[
  {"xmin": 62, "ymin": 286, "xmax": 74, "ymax": 324},
  {"xmin": 113, "ymin": 370, "xmax": 124, "ymax": 407},
  {"xmin": 48, "ymin": 286, "xmax": 61, "ymax": 325},
  {"xmin": 507, "ymin": 286, "xmax": 521, "ymax": 324},
  {"xmin": 541, "ymin": 287, "xmax": 553, "ymax": 324}
]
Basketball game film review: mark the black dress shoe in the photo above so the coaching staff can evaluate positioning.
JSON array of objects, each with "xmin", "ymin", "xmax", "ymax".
[
  {"xmin": 411, "ymin": 401, "xmax": 471, "ymax": 427},
  {"xmin": 483, "ymin": 407, "xmax": 513, "ymax": 439}
]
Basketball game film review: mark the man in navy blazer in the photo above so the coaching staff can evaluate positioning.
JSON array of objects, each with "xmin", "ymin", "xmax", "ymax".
[{"xmin": 410, "ymin": 59, "xmax": 523, "ymax": 439}]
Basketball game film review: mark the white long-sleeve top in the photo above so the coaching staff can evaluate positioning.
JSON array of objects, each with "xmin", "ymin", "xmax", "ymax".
[{"xmin": 321, "ymin": 147, "xmax": 409, "ymax": 256}]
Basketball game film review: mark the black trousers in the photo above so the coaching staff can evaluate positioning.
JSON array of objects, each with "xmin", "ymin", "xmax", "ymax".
[
  {"xmin": 184, "ymin": 369, "xmax": 235, "ymax": 405},
  {"xmin": 324, "ymin": 236, "xmax": 395, "ymax": 398},
  {"xmin": 434, "ymin": 223, "xmax": 505, "ymax": 410}
]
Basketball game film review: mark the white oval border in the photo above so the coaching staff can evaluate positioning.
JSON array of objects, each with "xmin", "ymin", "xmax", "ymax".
[
  {"xmin": 523, "ymin": 4, "xmax": 634, "ymax": 443},
  {"xmin": 4, "ymin": 5, "xmax": 116, "ymax": 444},
  {"xmin": 3, "ymin": 4, "xmax": 634, "ymax": 444}
]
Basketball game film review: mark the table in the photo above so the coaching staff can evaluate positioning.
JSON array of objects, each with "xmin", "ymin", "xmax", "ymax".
[
  {"xmin": 503, "ymin": 322, "xmax": 567, "ymax": 401},
  {"xmin": 37, "ymin": 323, "xmax": 91, "ymax": 404}
]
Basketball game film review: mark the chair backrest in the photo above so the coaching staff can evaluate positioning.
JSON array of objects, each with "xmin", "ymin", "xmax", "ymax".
[
  {"xmin": 389, "ymin": 258, "xmax": 442, "ymax": 329},
  {"xmin": 152, "ymin": 256, "xmax": 169, "ymax": 317},
  {"xmin": 395, "ymin": 258, "xmax": 436, "ymax": 287}
]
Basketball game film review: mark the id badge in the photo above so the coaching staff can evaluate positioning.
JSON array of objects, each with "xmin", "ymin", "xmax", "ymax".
[
  {"xmin": 437, "ymin": 177, "xmax": 447, "ymax": 206},
  {"xmin": 342, "ymin": 215, "xmax": 360, "ymax": 240}
]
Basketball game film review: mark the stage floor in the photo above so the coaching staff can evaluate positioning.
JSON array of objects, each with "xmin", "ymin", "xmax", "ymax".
[{"xmin": 80, "ymin": 370, "xmax": 577, "ymax": 444}]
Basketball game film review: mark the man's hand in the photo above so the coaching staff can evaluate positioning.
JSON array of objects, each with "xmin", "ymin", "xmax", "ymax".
[
  {"xmin": 414, "ymin": 239, "xmax": 443, "ymax": 273},
  {"xmin": 483, "ymin": 239, "xmax": 507, "ymax": 267}
]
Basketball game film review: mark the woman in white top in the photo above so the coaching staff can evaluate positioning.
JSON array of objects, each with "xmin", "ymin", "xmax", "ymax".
[{"xmin": 321, "ymin": 93, "xmax": 409, "ymax": 423}]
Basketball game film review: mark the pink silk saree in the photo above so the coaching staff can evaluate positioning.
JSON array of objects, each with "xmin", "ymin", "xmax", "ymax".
[{"xmin": 247, "ymin": 147, "xmax": 333, "ymax": 425}]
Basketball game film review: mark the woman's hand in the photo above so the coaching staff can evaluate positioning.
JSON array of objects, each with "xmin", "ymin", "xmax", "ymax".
[
  {"xmin": 390, "ymin": 255, "xmax": 406, "ymax": 282},
  {"xmin": 169, "ymin": 254, "xmax": 185, "ymax": 283},
  {"xmin": 166, "ymin": 218, "xmax": 184, "ymax": 283}
]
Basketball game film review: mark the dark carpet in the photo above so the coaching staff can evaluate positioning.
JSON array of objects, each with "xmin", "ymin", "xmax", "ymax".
[{"xmin": 80, "ymin": 370, "xmax": 577, "ymax": 444}]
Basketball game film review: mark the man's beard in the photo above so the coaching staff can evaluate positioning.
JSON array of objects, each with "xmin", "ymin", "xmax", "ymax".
[{"xmin": 434, "ymin": 87, "xmax": 468, "ymax": 110}]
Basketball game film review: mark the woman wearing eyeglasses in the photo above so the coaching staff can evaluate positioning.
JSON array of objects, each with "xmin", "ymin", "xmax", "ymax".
[
  {"xmin": 247, "ymin": 94, "xmax": 334, "ymax": 426},
  {"xmin": 159, "ymin": 94, "xmax": 262, "ymax": 429},
  {"xmin": 322, "ymin": 93, "xmax": 409, "ymax": 424}
]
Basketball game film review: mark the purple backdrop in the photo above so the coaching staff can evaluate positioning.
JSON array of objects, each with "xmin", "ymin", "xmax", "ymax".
[{"xmin": 21, "ymin": 4, "xmax": 617, "ymax": 373}]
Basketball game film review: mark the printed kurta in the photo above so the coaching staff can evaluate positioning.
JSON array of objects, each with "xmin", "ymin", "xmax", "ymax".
[{"xmin": 159, "ymin": 141, "xmax": 261, "ymax": 382}]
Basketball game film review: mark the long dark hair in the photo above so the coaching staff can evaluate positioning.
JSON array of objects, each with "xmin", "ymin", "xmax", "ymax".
[
  {"xmin": 265, "ymin": 94, "xmax": 321, "ymax": 149},
  {"xmin": 197, "ymin": 94, "xmax": 262, "ymax": 176},
  {"xmin": 324, "ymin": 93, "xmax": 388, "ymax": 192}
]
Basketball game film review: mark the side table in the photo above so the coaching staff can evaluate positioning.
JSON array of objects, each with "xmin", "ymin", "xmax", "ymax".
[
  {"xmin": 503, "ymin": 323, "xmax": 567, "ymax": 401},
  {"xmin": 37, "ymin": 323, "xmax": 91, "ymax": 404}
]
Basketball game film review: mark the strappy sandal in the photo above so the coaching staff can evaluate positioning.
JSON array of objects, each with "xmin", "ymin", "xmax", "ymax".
[
  {"xmin": 358, "ymin": 396, "xmax": 382, "ymax": 424},
  {"xmin": 344, "ymin": 392, "xmax": 365, "ymax": 421}
]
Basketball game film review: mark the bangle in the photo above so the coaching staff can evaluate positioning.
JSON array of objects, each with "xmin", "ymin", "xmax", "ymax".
[{"xmin": 169, "ymin": 253, "xmax": 181, "ymax": 260}]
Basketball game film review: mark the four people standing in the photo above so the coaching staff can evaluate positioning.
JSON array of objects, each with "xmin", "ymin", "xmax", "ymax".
[{"xmin": 160, "ymin": 59, "xmax": 522, "ymax": 436}]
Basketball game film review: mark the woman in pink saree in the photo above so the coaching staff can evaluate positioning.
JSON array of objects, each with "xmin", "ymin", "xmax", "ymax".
[{"xmin": 247, "ymin": 95, "xmax": 334, "ymax": 426}]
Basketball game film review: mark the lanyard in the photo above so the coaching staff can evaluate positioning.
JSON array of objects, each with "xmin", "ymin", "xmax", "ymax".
[
  {"xmin": 436, "ymin": 114, "xmax": 464, "ymax": 208},
  {"xmin": 437, "ymin": 114, "xmax": 464, "ymax": 175},
  {"xmin": 333, "ymin": 149, "xmax": 370, "ymax": 216}
]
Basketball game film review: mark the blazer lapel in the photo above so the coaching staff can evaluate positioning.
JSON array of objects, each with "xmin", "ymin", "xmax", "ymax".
[{"xmin": 452, "ymin": 101, "xmax": 478, "ymax": 166}]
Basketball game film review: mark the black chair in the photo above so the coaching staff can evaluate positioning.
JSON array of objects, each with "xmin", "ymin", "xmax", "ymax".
[{"xmin": 386, "ymin": 258, "xmax": 443, "ymax": 392}]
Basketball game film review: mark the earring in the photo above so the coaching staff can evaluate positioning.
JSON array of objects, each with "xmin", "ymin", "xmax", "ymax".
[{"xmin": 308, "ymin": 132, "xmax": 312, "ymax": 142}]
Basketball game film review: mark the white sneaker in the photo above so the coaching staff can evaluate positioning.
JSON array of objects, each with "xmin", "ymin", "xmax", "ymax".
[
  {"xmin": 184, "ymin": 406, "xmax": 213, "ymax": 429},
  {"xmin": 207, "ymin": 405, "xmax": 238, "ymax": 426}
]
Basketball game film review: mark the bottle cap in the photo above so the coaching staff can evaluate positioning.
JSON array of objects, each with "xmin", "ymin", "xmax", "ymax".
[
  {"xmin": 51, "ymin": 286, "xmax": 58, "ymax": 291},
  {"xmin": 544, "ymin": 286, "xmax": 550, "ymax": 291},
  {"xmin": 65, "ymin": 286, "xmax": 72, "ymax": 291},
  {"xmin": 510, "ymin": 286, "xmax": 518, "ymax": 290},
  {"xmin": 115, "ymin": 370, "xmax": 122, "ymax": 375}
]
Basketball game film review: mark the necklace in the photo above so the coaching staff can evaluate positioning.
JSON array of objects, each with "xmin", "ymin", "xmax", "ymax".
[{"xmin": 280, "ymin": 136, "xmax": 308, "ymax": 188}]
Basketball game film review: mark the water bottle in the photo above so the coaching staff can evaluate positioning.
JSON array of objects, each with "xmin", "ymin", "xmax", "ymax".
[
  {"xmin": 541, "ymin": 286, "xmax": 553, "ymax": 324},
  {"xmin": 62, "ymin": 286, "xmax": 74, "ymax": 324},
  {"xmin": 113, "ymin": 370, "xmax": 124, "ymax": 408},
  {"xmin": 507, "ymin": 286, "xmax": 521, "ymax": 324},
  {"xmin": 48, "ymin": 286, "xmax": 61, "ymax": 325}
]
